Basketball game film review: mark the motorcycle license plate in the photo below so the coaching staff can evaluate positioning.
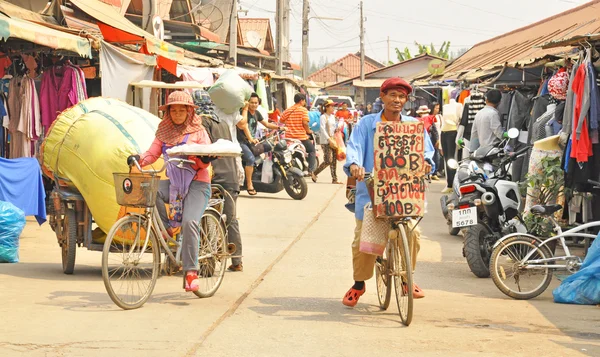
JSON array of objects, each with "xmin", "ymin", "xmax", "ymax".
[{"xmin": 452, "ymin": 207, "xmax": 478, "ymax": 228}]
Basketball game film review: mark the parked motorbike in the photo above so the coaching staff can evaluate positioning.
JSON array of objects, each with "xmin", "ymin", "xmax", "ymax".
[
  {"xmin": 242, "ymin": 130, "xmax": 308, "ymax": 200},
  {"xmin": 447, "ymin": 129, "xmax": 531, "ymax": 278}
]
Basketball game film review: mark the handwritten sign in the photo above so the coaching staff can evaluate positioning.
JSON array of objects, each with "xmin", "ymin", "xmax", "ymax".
[{"xmin": 373, "ymin": 121, "xmax": 427, "ymax": 219}]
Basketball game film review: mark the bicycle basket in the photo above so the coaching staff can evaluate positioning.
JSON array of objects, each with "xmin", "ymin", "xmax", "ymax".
[{"xmin": 113, "ymin": 173, "xmax": 160, "ymax": 208}]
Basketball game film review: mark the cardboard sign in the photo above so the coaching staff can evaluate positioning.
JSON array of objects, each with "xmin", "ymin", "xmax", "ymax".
[{"xmin": 373, "ymin": 121, "xmax": 427, "ymax": 218}]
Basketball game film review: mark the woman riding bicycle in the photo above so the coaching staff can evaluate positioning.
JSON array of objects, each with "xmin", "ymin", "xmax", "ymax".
[{"xmin": 127, "ymin": 91, "xmax": 214, "ymax": 293}]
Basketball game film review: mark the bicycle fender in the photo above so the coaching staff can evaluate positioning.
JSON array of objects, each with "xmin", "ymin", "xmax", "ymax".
[{"xmin": 493, "ymin": 233, "xmax": 544, "ymax": 249}]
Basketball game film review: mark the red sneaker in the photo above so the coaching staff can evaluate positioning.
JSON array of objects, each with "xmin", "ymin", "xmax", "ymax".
[{"xmin": 342, "ymin": 286, "xmax": 366, "ymax": 307}]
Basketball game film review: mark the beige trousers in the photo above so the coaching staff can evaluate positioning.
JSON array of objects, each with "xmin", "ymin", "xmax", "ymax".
[{"xmin": 352, "ymin": 218, "xmax": 421, "ymax": 281}]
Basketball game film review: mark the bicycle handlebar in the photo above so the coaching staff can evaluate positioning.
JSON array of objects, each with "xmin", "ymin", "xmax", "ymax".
[{"xmin": 131, "ymin": 157, "xmax": 196, "ymax": 174}]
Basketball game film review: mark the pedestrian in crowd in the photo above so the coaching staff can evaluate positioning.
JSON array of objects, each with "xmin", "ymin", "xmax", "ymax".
[
  {"xmin": 280, "ymin": 93, "xmax": 318, "ymax": 181},
  {"xmin": 358, "ymin": 104, "xmax": 365, "ymax": 116},
  {"xmin": 127, "ymin": 90, "xmax": 214, "ymax": 293},
  {"xmin": 430, "ymin": 102, "xmax": 445, "ymax": 178},
  {"xmin": 313, "ymin": 99, "xmax": 343, "ymax": 184},
  {"xmin": 268, "ymin": 98, "xmax": 282, "ymax": 124},
  {"xmin": 416, "ymin": 105, "xmax": 441, "ymax": 181},
  {"xmin": 196, "ymin": 90, "xmax": 244, "ymax": 272},
  {"xmin": 470, "ymin": 89, "xmax": 505, "ymax": 152},
  {"xmin": 372, "ymin": 97, "xmax": 383, "ymax": 113},
  {"xmin": 343, "ymin": 78, "xmax": 435, "ymax": 307},
  {"xmin": 366, "ymin": 102, "xmax": 373, "ymax": 114},
  {"xmin": 336, "ymin": 102, "xmax": 353, "ymax": 139},
  {"xmin": 238, "ymin": 93, "xmax": 280, "ymax": 196}
]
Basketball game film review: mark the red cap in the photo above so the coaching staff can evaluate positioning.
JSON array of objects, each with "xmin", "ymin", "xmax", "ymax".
[{"xmin": 380, "ymin": 77, "xmax": 412, "ymax": 95}]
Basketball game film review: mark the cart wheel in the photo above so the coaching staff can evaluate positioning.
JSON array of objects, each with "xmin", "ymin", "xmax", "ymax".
[{"xmin": 62, "ymin": 208, "xmax": 77, "ymax": 274}]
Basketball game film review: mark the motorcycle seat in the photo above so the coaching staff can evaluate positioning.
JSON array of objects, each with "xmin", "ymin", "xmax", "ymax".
[{"xmin": 530, "ymin": 204, "xmax": 562, "ymax": 216}]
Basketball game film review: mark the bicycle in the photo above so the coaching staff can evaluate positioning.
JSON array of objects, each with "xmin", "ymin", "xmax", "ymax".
[
  {"xmin": 490, "ymin": 191, "xmax": 600, "ymax": 299},
  {"xmin": 101, "ymin": 157, "xmax": 232, "ymax": 310},
  {"xmin": 363, "ymin": 173, "xmax": 417, "ymax": 326}
]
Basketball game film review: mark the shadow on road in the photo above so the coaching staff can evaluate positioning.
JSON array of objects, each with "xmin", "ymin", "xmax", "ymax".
[
  {"xmin": 248, "ymin": 296, "xmax": 407, "ymax": 327},
  {"xmin": 0, "ymin": 262, "xmax": 102, "ymax": 281}
]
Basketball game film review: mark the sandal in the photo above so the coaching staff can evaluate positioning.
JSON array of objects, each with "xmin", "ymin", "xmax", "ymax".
[
  {"xmin": 311, "ymin": 172, "xmax": 318, "ymax": 183},
  {"xmin": 184, "ymin": 272, "xmax": 200, "ymax": 292},
  {"xmin": 247, "ymin": 188, "xmax": 257, "ymax": 196},
  {"xmin": 332, "ymin": 180, "xmax": 343, "ymax": 184},
  {"xmin": 402, "ymin": 283, "xmax": 425, "ymax": 299},
  {"xmin": 342, "ymin": 285, "xmax": 366, "ymax": 307}
]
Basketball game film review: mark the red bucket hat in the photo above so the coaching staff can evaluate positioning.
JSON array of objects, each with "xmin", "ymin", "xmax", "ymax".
[{"xmin": 159, "ymin": 90, "xmax": 199, "ymax": 111}]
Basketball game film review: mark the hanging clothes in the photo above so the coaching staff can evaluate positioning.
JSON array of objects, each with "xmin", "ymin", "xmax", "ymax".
[
  {"xmin": 571, "ymin": 54, "xmax": 593, "ymax": 163},
  {"xmin": 40, "ymin": 61, "xmax": 88, "ymax": 133}
]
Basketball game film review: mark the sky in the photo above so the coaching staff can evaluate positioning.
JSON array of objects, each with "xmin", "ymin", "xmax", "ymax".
[{"xmin": 237, "ymin": 0, "xmax": 591, "ymax": 65}]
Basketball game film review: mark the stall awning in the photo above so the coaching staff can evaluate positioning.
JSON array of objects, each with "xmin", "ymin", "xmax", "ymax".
[
  {"xmin": 69, "ymin": 0, "xmax": 184, "ymax": 62},
  {"xmin": 0, "ymin": 14, "xmax": 92, "ymax": 58},
  {"xmin": 177, "ymin": 41, "xmax": 275, "ymax": 60}
]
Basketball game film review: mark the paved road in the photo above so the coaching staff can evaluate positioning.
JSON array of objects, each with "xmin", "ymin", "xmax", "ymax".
[{"xmin": 1, "ymin": 170, "xmax": 599, "ymax": 357}]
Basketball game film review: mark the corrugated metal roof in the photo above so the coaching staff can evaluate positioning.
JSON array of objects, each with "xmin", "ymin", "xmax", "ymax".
[
  {"xmin": 238, "ymin": 18, "xmax": 274, "ymax": 54},
  {"xmin": 429, "ymin": 0, "xmax": 600, "ymax": 81},
  {"xmin": 308, "ymin": 53, "xmax": 380, "ymax": 84}
]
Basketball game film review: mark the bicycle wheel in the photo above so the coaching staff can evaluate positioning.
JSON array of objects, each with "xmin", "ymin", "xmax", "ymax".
[
  {"xmin": 102, "ymin": 215, "xmax": 160, "ymax": 310},
  {"xmin": 375, "ymin": 240, "xmax": 392, "ymax": 310},
  {"xmin": 393, "ymin": 224, "xmax": 413, "ymax": 326},
  {"xmin": 194, "ymin": 209, "xmax": 228, "ymax": 298},
  {"xmin": 490, "ymin": 236, "xmax": 553, "ymax": 300}
]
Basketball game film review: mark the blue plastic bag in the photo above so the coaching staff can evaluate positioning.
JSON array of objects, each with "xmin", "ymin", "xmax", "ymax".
[
  {"xmin": 553, "ymin": 235, "xmax": 600, "ymax": 305},
  {"xmin": 0, "ymin": 201, "xmax": 26, "ymax": 263},
  {"xmin": 308, "ymin": 111, "xmax": 321, "ymax": 133}
]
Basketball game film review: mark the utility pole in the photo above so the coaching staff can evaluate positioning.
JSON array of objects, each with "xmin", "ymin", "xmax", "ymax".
[
  {"xmin": 276, "ymin": 0, "xmax": 284, "ymax": 74},
  {"xmin": 229, "ymin": 0, "xmax": 238, "ymax": 66},
  {"xmin": 359, "ymin": 0, "xmax": 365, "ymax": 81},
  {"xmin": 387, "ymin": 36, "xmax": 390, "ymax": 64},
  {"xmin": 302, "ymin": 0, "xmax": 309, "ymax": 79}
]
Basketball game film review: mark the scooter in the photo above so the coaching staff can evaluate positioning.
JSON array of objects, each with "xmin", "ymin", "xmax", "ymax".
[
  {"xmin": 286, "ymin": 121, "xmax": 320, "ymax": 176},
  {"xmin": 242, "ymin": 130, "xmax": 308, "ymax": 200},
  {"xmin": 447, "ymin": 129, "xmax": 530, "ymax": 278}
]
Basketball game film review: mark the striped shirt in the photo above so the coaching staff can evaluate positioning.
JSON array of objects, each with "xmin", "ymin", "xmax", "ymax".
[{"xmin": 281, "ymin": 104, "xmax": 309, "ymax": 140}]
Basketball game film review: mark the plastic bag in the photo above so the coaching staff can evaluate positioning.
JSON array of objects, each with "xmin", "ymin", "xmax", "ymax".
[
  {"xmin": 335, "ymin": 132, "xmax": 346, "ymax": 161},
  {"xmin": 553, "ymin": 235, "xmax": 600, "ymax": 305},
  {"xmin": 0, "ymin": 201, "xmax": 26, "ymax": 263},
  {"xmin": 208, "ymin": 70, "xmax": 253, "ymax": 114},
  {"xmin": 261, "ymin": 158, "xmax": 274, "ymax": 184}
]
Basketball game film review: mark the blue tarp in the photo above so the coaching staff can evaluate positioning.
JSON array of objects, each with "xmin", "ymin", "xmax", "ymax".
[
  {"xmin": 0, "ymin": 157, "xmax": 46, "ymax": 225},
  {"xmin": 553, "ymin": 235, "xmax": 600, "ymax": 305}
]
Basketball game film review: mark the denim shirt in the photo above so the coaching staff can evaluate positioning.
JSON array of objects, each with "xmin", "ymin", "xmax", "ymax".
[{"xmin": 343, "ymin": 111, "xmax": 435, "ymax": 220}]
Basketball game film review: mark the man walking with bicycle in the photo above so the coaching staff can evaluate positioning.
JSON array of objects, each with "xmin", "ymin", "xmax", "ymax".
[{"xmin": 343, "ymin": 78, "xmax": 435, "ymax": 307}]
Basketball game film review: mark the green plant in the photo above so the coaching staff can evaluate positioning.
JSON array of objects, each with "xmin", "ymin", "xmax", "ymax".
[{"xmin": 524, "ymin": 156, "xmax": 564, "ymax": 237}]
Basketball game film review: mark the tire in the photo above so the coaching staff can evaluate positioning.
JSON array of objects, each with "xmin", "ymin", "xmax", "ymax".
[
  {"xmin": 61, "ymin": 208, "xmax": 77, "ymax": 275},
  {"xmin": 490, "ymin": 236, "xmax": 554, "ymax": 300},
  {"xmin": 284, "ymin": 171, "xmax": 308, "ymax": 200},
  {"xmin": 102, "ymin": 215, "xmax": 160, "ymax": 310},
  {"xmin": 375, "ymin": 244, "xmax": 392, "ymax": 310},
  {"xmin": 394, "ymin": 224, "xmax": 413, "ymax": 326},
  {"xmin": 448, "ymin": 220, "xmax": 460, "ymax": 236},
  {"xmin": 194, "ymin": 209, "xmax": 228, "ymax": 298},
  {"xmin": 463, "ymin": 224, "xmax": 493, "ymax": 278}
]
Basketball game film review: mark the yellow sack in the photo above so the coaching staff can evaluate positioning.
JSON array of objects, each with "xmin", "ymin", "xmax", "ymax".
[{"xmin": 42, "ymin": 98, "xmax": 163, "ymax": 235}]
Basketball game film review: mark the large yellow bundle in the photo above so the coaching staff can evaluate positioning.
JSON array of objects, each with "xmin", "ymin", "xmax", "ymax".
[{"xmin": 42, "ymin": 98, "xmax": 162, "ymax": 234}]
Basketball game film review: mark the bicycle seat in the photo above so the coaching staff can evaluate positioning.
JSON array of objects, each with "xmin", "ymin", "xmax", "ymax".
[{"xmin": 530, "ymin": 204, "xmax": 562, "ymax": 216}]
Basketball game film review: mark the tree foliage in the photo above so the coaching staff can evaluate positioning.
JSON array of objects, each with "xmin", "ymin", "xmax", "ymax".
[{"xmin": 395, "ymin": 41, "xmax": 452, "ymax": 62}]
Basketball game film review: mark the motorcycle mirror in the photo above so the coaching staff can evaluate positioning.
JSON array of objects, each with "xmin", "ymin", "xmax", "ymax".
[
  {"xmin": 507, "ymin": 128, "xmax": 519, "ymax": 139},
  {"xmin": 447, "ymin": 159, "xmax": 459, "ymax": 170}
]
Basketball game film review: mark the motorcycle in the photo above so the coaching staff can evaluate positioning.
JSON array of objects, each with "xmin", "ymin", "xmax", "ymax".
[
  {"xmin": 447, "ymin": 129, "xmax": 530, "ymax": 278},
  {"xmin": 242, "ymin": 130, "xmax": 308, "ymax": 200},
  {"xmin": 286, "ymin": 121, "xmax": 320, "ymax": 176},
  {"xmin": 441, "ymin": 139, "xmax": 509, "ymax": 236}
]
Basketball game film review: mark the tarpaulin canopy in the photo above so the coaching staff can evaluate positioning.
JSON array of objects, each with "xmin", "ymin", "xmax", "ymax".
[
  {"xmin": 0, "ymin": 14, "xmax": 92, "ymax": 58},
  {"xmin": 69, "ymin": 0, "xmax": 184, "ymax": 62}
]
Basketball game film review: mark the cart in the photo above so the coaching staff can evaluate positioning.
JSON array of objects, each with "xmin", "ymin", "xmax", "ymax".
[{"xmin": 44, "ymin": 80, "xmax": 210, "ymax": 274}]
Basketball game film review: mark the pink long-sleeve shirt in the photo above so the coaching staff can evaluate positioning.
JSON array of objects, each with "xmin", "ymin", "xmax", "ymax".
[{"xmin": 139, "ymin": 130, "xmax": 212, "ymax": 183}]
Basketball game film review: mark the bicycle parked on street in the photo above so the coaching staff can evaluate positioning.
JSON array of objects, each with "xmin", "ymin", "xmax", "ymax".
[
  {"xmin": 489, "ymin": 181, "xmax": 600, "ymax": 300},
  {"xmin": 101, "ymin": 157, "xmax": 232, "ymax": 310}
]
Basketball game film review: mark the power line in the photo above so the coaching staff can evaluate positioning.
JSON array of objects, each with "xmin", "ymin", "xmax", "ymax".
[{"xmin": 446, "ymin": 0, "xmax": 525, "ymax": 22}]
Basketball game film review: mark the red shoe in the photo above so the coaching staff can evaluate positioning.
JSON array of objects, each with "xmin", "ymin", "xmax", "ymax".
[
  {"xmin": 184, "ymin": 272, "xmax": 200, "ymax": 292},
  {"xmin": 342, "ymin": 286, "xmax": 366, "ymax": 307}
]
